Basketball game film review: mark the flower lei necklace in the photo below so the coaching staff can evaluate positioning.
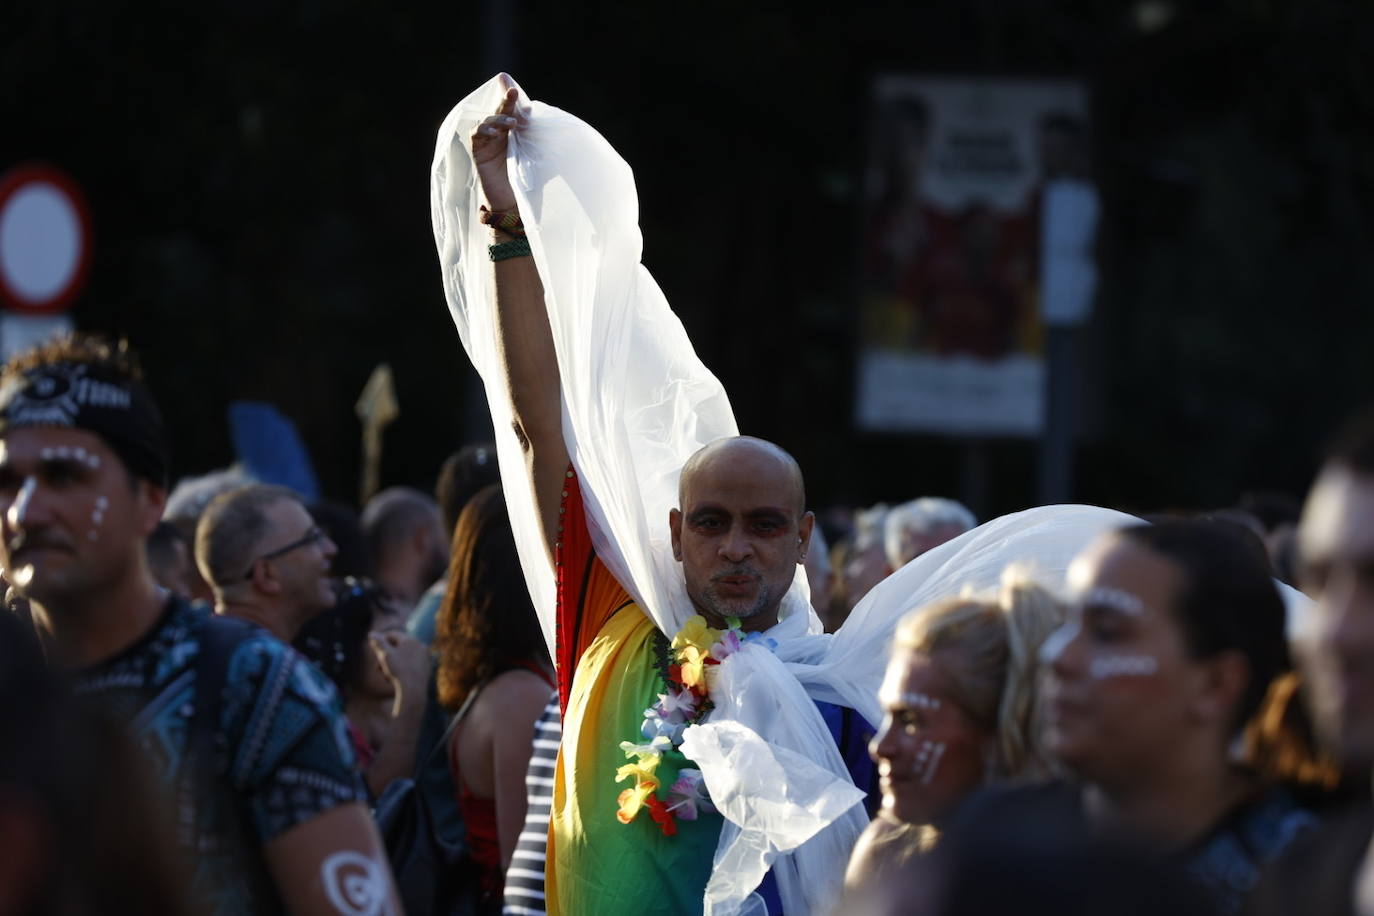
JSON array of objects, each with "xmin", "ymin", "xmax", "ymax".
[{"xmin": 614, "ymin": 614, "xmax": 777, "ymax": 836}]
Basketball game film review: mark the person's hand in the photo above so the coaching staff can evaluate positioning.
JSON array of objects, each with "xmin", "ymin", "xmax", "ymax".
[
  {"xmin": 368, "ymin": 629, "xmax": 431, "ymax": 715},
  {"xmin": 471, "ymin": 73, "xmax": 526, "ymax": 211}
]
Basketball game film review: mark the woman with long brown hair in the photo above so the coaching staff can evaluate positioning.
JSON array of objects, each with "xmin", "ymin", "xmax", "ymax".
[{"xmin": 434, "ymin": 483, "xmax": 553, "ymax": 904}]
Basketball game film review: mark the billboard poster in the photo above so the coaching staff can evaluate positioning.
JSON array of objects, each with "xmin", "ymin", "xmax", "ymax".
[{"xmin": 855, "ymin": 76, "xmax": 1092, "ymax": 436}]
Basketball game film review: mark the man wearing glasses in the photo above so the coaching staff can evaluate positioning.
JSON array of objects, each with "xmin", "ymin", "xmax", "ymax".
[
  {"xmin": 0, "ymin": 336, "xmax": 400, "ymax": 916},
  {"xmin": 196, "ymin": 483, "xmax": 339, "ymax": 641}
]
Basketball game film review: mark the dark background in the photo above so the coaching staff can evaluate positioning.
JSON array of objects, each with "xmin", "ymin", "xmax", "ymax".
[{"xmin": 4, "ymin": 0, "xmax": 1372, "ymax": 520}]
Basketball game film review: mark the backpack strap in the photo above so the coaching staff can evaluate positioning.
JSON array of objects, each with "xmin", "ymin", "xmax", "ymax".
[
  {"xmin": 184, "ymin": 611, "xmax": 261, "ymax": 846},
  {"xmin": 422, "ymin": 681, "xmax": 484, "ymax": 772}
]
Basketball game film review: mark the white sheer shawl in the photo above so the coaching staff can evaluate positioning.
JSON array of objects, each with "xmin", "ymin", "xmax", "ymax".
[{"xmin": 431, "ymin": 74, "xmax": 1143, "ymax": 916}]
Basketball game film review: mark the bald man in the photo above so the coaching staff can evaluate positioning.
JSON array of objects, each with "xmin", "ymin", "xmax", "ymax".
[
  {"xmin": 670, "ymin": 437, "xmax": 814, "ymax": 631},
  {"xmin": 360, "ymin": 486, "xmax": 447, "ymax": 610},
  {"xmin": 467, "ymin": 89, "xmax": 850, "ymax": 915}
]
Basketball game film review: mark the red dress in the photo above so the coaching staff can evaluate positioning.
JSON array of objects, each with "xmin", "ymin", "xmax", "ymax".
[{"xmin": 448, "ymin": 662, "xmax": 556, "ymax": 897}]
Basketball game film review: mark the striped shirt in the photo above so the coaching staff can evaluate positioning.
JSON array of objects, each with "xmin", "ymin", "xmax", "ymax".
[{"xmin": 503, "ymin": 689, "xmax": 561, "ymax": 915}]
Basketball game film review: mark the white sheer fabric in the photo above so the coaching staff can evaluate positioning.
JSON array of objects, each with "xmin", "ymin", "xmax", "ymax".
[
  {"xmin": 431, "ymin": 74, "xmax": 1151, "ymax": 915},
  {"xmin": 431, "ymin": 73, "xmax": 741, "ymax": 652}
]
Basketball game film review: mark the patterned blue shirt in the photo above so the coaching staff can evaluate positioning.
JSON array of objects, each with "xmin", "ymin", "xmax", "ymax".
[
  {"xmin": 73, "ymin": 596, "xmax": 367, "ymax": 915},
  {"xmin": 1182, "ymin": 784, "xmax": 1317, "ymax": 915}
]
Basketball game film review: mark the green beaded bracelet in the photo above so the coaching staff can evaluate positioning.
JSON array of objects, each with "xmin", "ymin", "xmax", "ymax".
[{"xmin": 488, "ymin": 238, "xmax": 532, "ymax": 262}]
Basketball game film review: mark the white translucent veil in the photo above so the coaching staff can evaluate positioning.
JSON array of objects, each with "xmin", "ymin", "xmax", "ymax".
[{"xmin": 432, "ymin": 74, "xmax": 1143, "ymax": 916}]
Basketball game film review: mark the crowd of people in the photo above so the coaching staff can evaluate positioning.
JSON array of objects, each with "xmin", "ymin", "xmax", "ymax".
[{"xmin": 2, "ymin": 72, "xmax": 1373, "ymax": 916}]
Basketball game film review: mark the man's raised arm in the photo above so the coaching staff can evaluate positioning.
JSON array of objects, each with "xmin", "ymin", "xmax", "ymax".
[{"xmin": 471, "ymin": 77, "xmax": 567, "ymax": 569}]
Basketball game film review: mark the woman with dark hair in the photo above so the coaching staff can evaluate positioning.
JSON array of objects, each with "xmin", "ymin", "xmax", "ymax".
[
  {"xmin": 294, "ymin": 577, "xmax": 432, "ymax": 796},
  {"xmin": 1033, "ymin": 518, "xmax": 1326, "ymax": 914},
  {"xmin": 434, "ymin": 483, "xmax": 554, "ymax": 903}
]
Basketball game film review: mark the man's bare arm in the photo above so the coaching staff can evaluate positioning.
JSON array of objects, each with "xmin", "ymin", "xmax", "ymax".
[
  {"xmin": 472, "ymin": 76, "xmax": 568, "ymax": 569},
  {"xmin": 262, "ymin": 802, "xmax": 402, "ymax": 916}
]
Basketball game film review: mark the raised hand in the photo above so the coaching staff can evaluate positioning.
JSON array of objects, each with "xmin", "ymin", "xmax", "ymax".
[
  {"xmin": 471, "ymin": 74, "xmax": 525, "ymax": 211},
  {"xmin": 368, "ymin": 629, "xmax": 431, "ymax": 715},
  {"xmin": 466, "ymin": 74, "xmax": 567, "ymax": 571}
]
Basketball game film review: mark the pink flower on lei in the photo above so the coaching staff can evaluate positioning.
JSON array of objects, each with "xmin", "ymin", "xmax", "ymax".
[
  {"xmin": 657, "ymin": 687, "xmax": 698, "ymax": 719},
  {"xmin": 641, "ymin": 687, "xmax": 698, "ymax": 742},
  {"xmin": 666, "ymin": 768, "xmax": 716, "ymax": 821},
  {"xmin": 708, "ymin": 627, "xmax": 743, "ymax": 661}
]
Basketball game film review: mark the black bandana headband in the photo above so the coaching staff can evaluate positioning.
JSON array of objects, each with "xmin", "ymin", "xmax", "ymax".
[{"xmin": 0, "ymin": 362, "xmax": 169, "ymax": 488}]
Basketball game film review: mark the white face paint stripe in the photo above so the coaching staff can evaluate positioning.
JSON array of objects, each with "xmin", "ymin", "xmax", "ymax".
[
  {"xmin": 913, "ymin": 739, "xmax": 947, "ymax": 785},
  {"xmin": 1040, "ymin": 619, "xmax": 1080, "ymax": 665},
  {"xmin": 1081, "ymin": 587, "xmax": 1145, "ymax": 616},
  {"xmin": 9, "ymin": 476, "xmax": 37, "ymax": 527},
  {"xmin": 925, "ymin": 743, "xmax": 946, "ymax": 786},
  {"xmin": 1089, "ymin": 654, "xmax": 1159, "ymax": 679},
  {"xmin": 1041, "ymin": 618, "xmax": 1159, "ymax": 680}
]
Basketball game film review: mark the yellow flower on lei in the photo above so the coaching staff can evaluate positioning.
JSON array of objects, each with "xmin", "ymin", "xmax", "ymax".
[
  {"xmin": 671, "ymin": 616, "xmax": 721, "ymax": 689},
  {"xmin": 671, "ymin": 615, "xmax": 721, "ymax": 655},
  {"xmin": 616, "ymin": 781, "xmax": 660, "ymax": 824},
  {"xmin": 677, "ymin": 643, "xmax": 711, "ymax": 689},
  {"xmin": 615, "ymin": 759, "xmax": 662, "ymax": 786}
]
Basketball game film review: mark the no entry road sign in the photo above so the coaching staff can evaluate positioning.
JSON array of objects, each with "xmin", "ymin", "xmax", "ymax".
[{"xmin": 0, "ymin": 164, "xmax": 91, "ymax": 313}]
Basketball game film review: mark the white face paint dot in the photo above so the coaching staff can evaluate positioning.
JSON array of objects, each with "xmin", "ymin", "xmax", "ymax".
[
  {"xmin": 87, "ymin": 493, "xmax": 109, "ymax": 542},
  {"xmin": 915, "ymin": 741, "xmax": 933, "ymax": 766},
  {"xmin": 900, "ymin": 692, "xmax": 941, "ymax": 710}
]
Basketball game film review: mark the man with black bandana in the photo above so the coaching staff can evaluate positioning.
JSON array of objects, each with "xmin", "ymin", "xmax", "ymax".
[{"xmin": 0, "ymin": 335, "xmax": 402, "ymax": 916}]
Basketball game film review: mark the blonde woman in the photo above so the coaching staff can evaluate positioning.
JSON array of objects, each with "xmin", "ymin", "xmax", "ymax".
[{"xmin": 845, "ymin": 568, "xmax": 1062, "ymax": 889}]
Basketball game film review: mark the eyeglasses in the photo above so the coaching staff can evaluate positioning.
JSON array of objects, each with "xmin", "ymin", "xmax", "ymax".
[{"xmin": 243, "ymin": 526, "xmax": 328, "ymax": 580}]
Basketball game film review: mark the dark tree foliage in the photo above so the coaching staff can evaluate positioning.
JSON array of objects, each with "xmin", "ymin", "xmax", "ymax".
[{"xmin": 2, "ymin": 0, "xmax": 1371, "ymax": 517}]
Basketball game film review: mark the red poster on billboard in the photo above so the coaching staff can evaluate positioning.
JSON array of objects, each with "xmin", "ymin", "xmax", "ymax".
[{"xmin": 856, "ymin": 77, "xmax": 1093, "ymax": 437}]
